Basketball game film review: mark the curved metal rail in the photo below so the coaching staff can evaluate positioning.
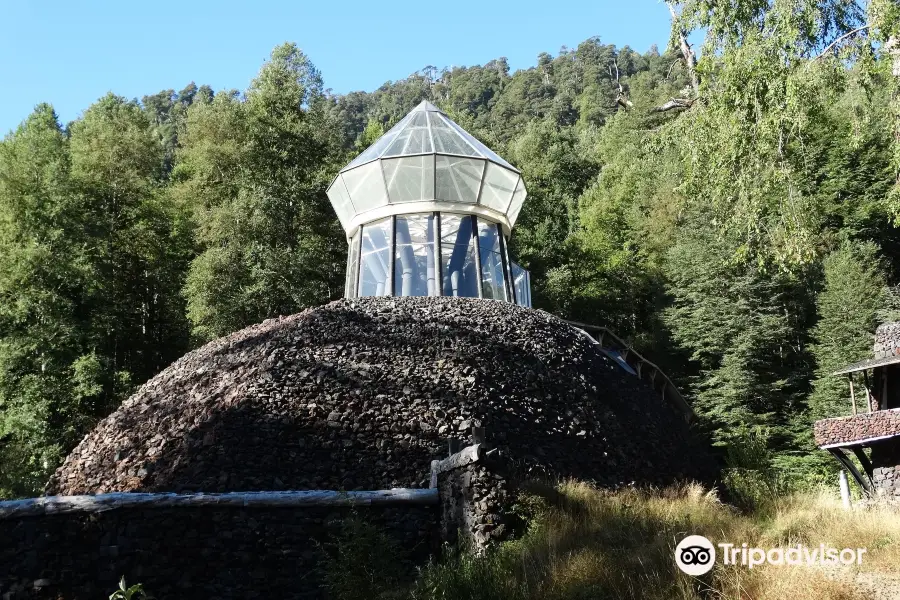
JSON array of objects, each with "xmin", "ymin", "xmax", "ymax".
[{"xmin": 560, "ymin": 318, "xmax": 695, "ymax": 423}]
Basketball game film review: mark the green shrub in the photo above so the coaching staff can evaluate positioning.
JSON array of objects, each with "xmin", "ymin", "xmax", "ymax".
[
  {"xmin": 109, "ymin": 578, "xmax": 150, "ymax": 600},
  {"xmin": 412, "ymin": 545, "xmax": 528, "ymax": 600},
  {"xmin": 320, "ymin": 515, "xmax": 410, "ymax": 600},
  {"xmin": 721, "ymin": 425, "xmax": 790, "ymax": 510}
]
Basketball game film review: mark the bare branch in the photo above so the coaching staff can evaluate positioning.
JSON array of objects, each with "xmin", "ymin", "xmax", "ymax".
[
  {"xmin": 665, "ymin": 59, "xmax": 680, "ymax": 81},
  {"xmin": 652, "ymin": 97, "xmax": 695, "ymax": 113},
  {"xmin": 813, "ymin": 24, "xmax": 871, "ymax": 60}
]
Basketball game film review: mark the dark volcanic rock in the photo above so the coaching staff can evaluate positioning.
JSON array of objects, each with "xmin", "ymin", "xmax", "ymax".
[
  {"xmin": 0, "ymin": 504, "xmax": 436, "ymax": 600},
  {"xmin": 814, "ymin": 409, "xmax": 900, "ymax": 448},
  {"xmin": 874, "ymin": 322, "xmax": 900, "ymax": 359},
  {"xmin": 48, "ymin": 297, "xmax": 712, "ymax": 495}
]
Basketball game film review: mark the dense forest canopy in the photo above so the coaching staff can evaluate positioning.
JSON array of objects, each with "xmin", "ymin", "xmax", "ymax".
[{"xmin": 0, "ymin": 0, "xmax": 898, "ymax": 498}]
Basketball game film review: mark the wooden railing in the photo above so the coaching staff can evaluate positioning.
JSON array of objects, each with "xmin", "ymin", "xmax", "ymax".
[{"xmin": 560, "ymin": 318, "xmax": 695, "ymax": 423}]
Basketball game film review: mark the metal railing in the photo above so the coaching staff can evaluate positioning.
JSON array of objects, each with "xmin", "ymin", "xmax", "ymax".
[
  {"xmin": 0, "ymin": 489, "xmax": 439, "ymax": 519},
  {"xmin": 560, "ymin": 318, "xmax": 695, "ymax": 423}
]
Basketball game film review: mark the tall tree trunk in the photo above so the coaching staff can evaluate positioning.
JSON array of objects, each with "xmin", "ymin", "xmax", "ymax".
[
  {"xmin": 889, "ymin": 36, "xmax": 900, "ymax": 189},
  {"xmin": 654, "ymin": 2, "xmax": 701, "ymax": 112},
  {"xmin": 668, "ymin": 1, "xmax": 700, "ymax": 96}
]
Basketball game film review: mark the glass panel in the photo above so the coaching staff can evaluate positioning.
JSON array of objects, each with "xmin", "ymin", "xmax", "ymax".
[
  {"xmin": 500, "ymin": 233, "xmax": 514, "ymax": 302},
  {"xmin": 384, "ymin": 112, "xmax": 432, "ymax": 156},
  {"xmin": 358, "ymin": 218, "xmax": 392, "ymax": 297},
  {"xmin": 477, "ymin": 220, "xmax": 507, "ymax": 301},
  {"xmin": 440, "ymin": 215, "xmax": 478, "ymax": 297},
  {"xmin": 341, "ymin": 162, "xmax": 388, "ymax": 214},
  {"xmin": 444, "ymin": 116, "xmax": 516, "ymax": 170},
  {"xmin": 394, "ymin": 214, "xmax": 438, "ymax": 296},
  {"xmin": 382, "ymin": 156, "xmax": 434, "ymax": 203},
  {"xmin": 344, "ymin": 241, "xmax": 351, "ymax": 298},
  {"xmin": 345, "ymin": 232, "xmax": 360, "ymax": 298},
  {"xmin": 526, "ymin": 271, "xmax": 532, "ymax": 307},
  {"xmin": 506, "ymin": 177, "xmax": 527, "ymax": 227},
  {"xmin": 327, "ymin": 177, "xmax": 356, "ymax": 229},
  {"xmin": 428, "ymin": 112, "xmax": 478, "ymax": 156},
  {"xmin": 344, "ymin": 113, "xmax": 411, "ymax": 169},
  {"xmin": 435, "ymin": 156, "xmax": 483, "ymax": 204},
  {"xmin": 479, "ymin": 163, "xmax": 518, "ymax": 213},
  {"xmin": 511, "ymin": 261, "xmax": 531, "ymax": 308}
]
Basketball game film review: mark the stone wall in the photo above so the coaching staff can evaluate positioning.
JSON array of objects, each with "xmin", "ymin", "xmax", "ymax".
[
  {"xmin": 870, "ymin": 440, "xmax": 900, "ymax": 498},
  {"xmin": 437, "ymin": 449, "xmax": 513, "ymax": 552},
  {"xmin": 48, "ymin": 298, "xmax": 714, "ymax": 497},
  {"xmin": 874, "ymin": 322, "xmax": 900, "ymax": 359},
  {"xmin": 14, "ymin": 297, "xmax": 715, "ymax": 598},
  {"xmin": 0, "ymin": 502, "xmax": 435, "ymax": 600},
  {"xmin": 813, "ymin": 409, "xmax": 900, "ymax": 447},
  {"xmin": 872, "ymin": 464, "xmax": 900, "ymax": 497},
  {"xmin": 0, "ymin": 440, "xmax": 520, "ymax": 600}
]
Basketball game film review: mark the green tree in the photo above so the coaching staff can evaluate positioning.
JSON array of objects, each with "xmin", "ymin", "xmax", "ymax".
[
  {"xmin": 142, "ymin": 82, "xmax": 206, "ymax": 171},
  {"xmin": 662, "ymin": 213, "xmax": 816, "ymax": 449},
  {"xmin": 0, "ymin": 105, "xmax": 83, "ymax": 496},
  {"xmin": 0, "ymin": 96, "xmax": 192, "ymax": 497},
  {"xmin": 564, "ymin": 71, "xmax": 687, "ymax": 345},
  {"xmin": 178, "ymin": 44, "xmax": 345, "ymax": 341},
  {"xmin": 666, "ymin": 0, "xmax": 900, "ymax": 267},
  {"xmin": 70, "ymin": 94, "xmax": 191, "ymax": 391},
  {"xmin": 506, "ymin": 119, "xmax": 600, "ymax": 312},
  {"xmin": 808, "ymin": 241, "xmax": 886, "ymax": 420}
]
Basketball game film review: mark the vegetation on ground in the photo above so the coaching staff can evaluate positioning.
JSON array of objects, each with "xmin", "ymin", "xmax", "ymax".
[
  {"xmin": 109, "ymin": 578, "xmax": 150, "ymax": 600},
  {"xmin": 320, "ymin": 514, "xmax": 410, "ymax": 600},
  {"xmin": 315, "ymin": 478, "xmax": 900, "ymax": 600}
]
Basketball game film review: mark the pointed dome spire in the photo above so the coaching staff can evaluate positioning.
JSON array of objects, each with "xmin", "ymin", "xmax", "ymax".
[
  {"xmin": 327, "ymin": 102, "xmax": 527, "ymax": 236},
  {"xmin": 341, "ymin": 101, "xmax": 517, "ymax": 172},
  {"xmin": 410, "ymin": 100, "xmax": 444, "ymax": 113}
]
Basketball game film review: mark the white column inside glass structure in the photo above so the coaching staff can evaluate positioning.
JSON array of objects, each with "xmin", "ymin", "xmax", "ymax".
[
  {"xmin": 346, "ymin": 212, "xmax": 532, "ymax": 304},
  {"xmin": 394, "ymin": 214, "xmax": 436, "ymax": 296}
]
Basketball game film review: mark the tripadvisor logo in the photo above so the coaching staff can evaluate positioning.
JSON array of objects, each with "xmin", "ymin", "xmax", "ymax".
[
  {"xmin": 675, "ymin": 535, "xmax": 716, "ymax": 575},
  {"xmin": 675, "ymin": 535, "xmax": 868, "ymax": 575}
]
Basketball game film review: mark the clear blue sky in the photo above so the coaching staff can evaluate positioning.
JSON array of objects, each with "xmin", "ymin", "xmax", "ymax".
[{"xmin": 1, "ymin": 0, "xmax": 676, "ymax": 135}]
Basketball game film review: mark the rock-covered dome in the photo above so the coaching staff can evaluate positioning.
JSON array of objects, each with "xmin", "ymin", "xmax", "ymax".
[{"xmin": 48, "ymin": 298, "xmax": 712, "ymax": 495}]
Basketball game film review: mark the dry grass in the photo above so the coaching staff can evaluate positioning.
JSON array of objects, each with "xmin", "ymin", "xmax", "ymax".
[{"xmin": 414, "ymin": 481, "xmax": 900, "ymax": 600}]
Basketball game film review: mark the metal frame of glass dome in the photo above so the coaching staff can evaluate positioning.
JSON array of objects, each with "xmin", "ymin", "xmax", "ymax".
[
  {"xmin": 344, "ymin": 212, "xmax": 531, "ymax": 306},
  {"xmin": 329, "ymin": 101, "xmax": 532, "ymax": 307},
  {"xmin": 326, "ymin": 102, "xmax": 528, "ymax": 238}
]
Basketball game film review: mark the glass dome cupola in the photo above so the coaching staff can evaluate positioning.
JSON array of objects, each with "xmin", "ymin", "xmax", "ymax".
[
  {"xmin": 327, "ymin": 101, "xmax": 531, "ymax": 306},
  {"xmin": 326, "ymin": 101, "xmax": 527, "ymax": 237}
]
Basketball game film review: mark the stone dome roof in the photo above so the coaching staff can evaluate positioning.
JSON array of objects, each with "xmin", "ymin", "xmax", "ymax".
[{"xmin": 48, "ymin": 298, "xmax": 712, "ymax": 495}]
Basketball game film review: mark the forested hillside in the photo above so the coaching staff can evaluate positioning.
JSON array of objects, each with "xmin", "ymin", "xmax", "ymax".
[{"xmin": 1, "ymin": 0, "xmax": 898, "ymax": 498}]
